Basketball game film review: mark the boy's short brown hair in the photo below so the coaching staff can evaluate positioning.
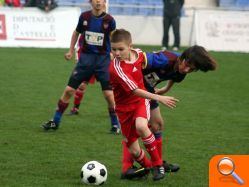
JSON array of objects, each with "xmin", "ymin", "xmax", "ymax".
[{"xmin": 110, "ymin": 29, "xmax": 132, "ymax": 45}]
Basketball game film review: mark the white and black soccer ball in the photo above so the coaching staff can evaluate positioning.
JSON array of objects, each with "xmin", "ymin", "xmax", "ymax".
[{"xmin": 80, "ymin": 161, "xmax": 107, "ymax": 185}]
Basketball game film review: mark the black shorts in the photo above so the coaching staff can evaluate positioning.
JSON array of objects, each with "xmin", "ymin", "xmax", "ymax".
[
  {"xmin": 145, "ymin": 83, "xmax": 159, "ymax": 110},
  {"xmin": 68, "ymin": 53, "xmax": 112, "ymax": 90},
  {"xmin": 150, "ymin": 99, "xmax": 159, "ymax": 110}
]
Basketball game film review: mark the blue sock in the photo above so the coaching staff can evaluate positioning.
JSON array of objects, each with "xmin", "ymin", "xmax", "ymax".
[
  {"xmin": 53, "ymin": 111, "xmax": 62, "ymax": 125},
  {"xmin": 108, "ymin": 108, "xmax": 120, "ymax": 128},
  {"xmin": 110, "ymin": 114, "xmax": 120, "ymax": 128},
  {"xmin": 154, "ymin": 132, "xmax": 162, "ymax": 139}
]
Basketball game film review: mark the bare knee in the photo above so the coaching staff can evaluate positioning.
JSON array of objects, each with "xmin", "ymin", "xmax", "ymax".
[
  {"xmin": 62, "ymin": 86, "xmax": 75, "ymax": 102},
  {"xmin": 78, "ymin": 83, "xmax": 87, "ymax": 93},
  {"xmin": 150, "ymin": 118, "xmax": 164, "ymax": 133}
]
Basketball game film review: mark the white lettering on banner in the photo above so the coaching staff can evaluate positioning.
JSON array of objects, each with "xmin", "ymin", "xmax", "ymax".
[
  {"xmin": 0, "ymin": 7, "xmax": 81, "ymax": 48},
  {"xmin": 12, "ymin": 15, "xmax": 56, "ymax": 41},
  {"xmin": 85, "ymin": 31, "xmax": 104, "ymax": 46},
  {"xmin": 195, "ymin": 9, "xmax": 249, "ymax": 52}
]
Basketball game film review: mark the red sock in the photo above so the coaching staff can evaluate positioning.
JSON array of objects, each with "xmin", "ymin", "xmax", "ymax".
[
  {"xmin": 142, "ymin": 133, "xmax": 162, "ymax": 167},
  {"xmin": 154, "ymin": 133, "xmax": 162, "ymax": 160},
  {"xmin": 156, "ymin": 138, "xmax": 162, "ymax": 160},
  {"xmin": 57, "ymin": 99, "xmax": 69, "ymax": 113},
  {"xmin": 74, "ymin": 89, "xmax": 84, "ymax": 108},
  {"xmin": 121, "ymin": 141, "xmax": 134, "ymax": 173},
  {"xmin": 134, "ymin": 149, "xmax": 152, "ymax": 168}
]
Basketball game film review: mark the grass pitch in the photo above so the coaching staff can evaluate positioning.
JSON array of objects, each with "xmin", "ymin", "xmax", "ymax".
[{"xmin": 0, "ymin": 47, "xmax": 248, "ymax": 187}]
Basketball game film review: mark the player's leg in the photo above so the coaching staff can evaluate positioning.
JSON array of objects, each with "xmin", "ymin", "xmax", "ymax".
[
  {"xmin": 128, "ymin": 140, "xmax": 152, "ymax": 170},
  {"xmin": 69, "ymin": 82, "xmax": 87, "ymax": 115},
  {"xmin": 172, "ymin": 16, "xmax": 180, "ymax": 50},
  {"xmin": 102, "ymin": 89, "xmax": 120, "ymax": 134},
  {"xmin": 95, "ymin": 54, "xmax": 120, "ymax": 134},
  {"xmin": 42, "ymin": 86, "xmax": 76, "ymax": 130},
  {"xmin": 150, "ymin": 104, "xmax": 180, "ymax": 173},
  {"xmin": 150, "ymin": 101, "xmax": 163, "ymax": 160},
  {"xmin": 118, "ymin": 110, "xmax": 150, "ymax": 180},
  {"xmin": 162, "ymin": 15, "xmax": 170, "ymax": 49},
  {"xmin": 135, "ymin": 117, "xmax": 165, "ymax": 181},
  {"xmin": 120, "ymin": 140, "xmax": 150, "ymax": 180},
  {"xmin": 42, "ymin": 53, "xmax": 93, "ymax": 130}
]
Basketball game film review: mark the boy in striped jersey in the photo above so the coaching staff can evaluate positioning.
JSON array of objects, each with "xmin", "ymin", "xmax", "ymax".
[{"xmin": 42, "ymin": 0, "xmax": 120, "ymax": 133}]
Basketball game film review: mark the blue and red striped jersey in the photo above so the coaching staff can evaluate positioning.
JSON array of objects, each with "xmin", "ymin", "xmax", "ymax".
[
  {"xmin": 76, "ymin": 11, "xmax": 116, "ymax": 54},
  {"xmin": 143, "ymin": 50, "xmax": 186, "ymax": 88}
]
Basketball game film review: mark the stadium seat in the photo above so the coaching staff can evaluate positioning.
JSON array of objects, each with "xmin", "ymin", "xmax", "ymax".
[
  {"xmin": 236, "ymin": 0, "xmax": 249, "ymax": 7},
  {"xmin": 56, "ymin": 0, "xmax": 163, "ymax": 16},
  {"xmin": 219, "ymin": 0, "xmax": 236, "ymax": 7}
]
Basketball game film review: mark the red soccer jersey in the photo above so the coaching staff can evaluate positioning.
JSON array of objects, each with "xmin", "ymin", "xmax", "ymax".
[{"xmin": 109, "ymin": 48, "xmax": 146, "ymax": 112}]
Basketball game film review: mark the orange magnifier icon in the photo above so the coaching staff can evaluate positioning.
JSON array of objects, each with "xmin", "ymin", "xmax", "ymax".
[{"xmin": 217, "ymin": 157, "xmax": 244, "ymax": 185}]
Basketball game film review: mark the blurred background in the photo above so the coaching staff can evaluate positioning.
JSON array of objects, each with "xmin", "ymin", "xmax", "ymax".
[{"xmin": 1, "ymin": 0, "xmax": 249, "ymax": 52}]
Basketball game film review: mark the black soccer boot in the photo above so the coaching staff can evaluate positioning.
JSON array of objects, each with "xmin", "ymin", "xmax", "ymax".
[
  {"xmin": 110, "ymin": 125, "xmax": 120, "ymax": 135},
  {"xmin": 67, "ymin": 108, "xmax": 79, "ymax": 115},
  {"xmin": 42, "ymin": 120, "xmax": 59, "ymax": 130},
  {"xmin": 121, "ymin": 166, "xmax": 150, "ymax": 180},
  {"xmin": 163, "ymin": 160, "xmax": 180, "ymax": 173},
  {"xmin": 151, "ymin": 165, "xmax": 165, "ymax": 181}
]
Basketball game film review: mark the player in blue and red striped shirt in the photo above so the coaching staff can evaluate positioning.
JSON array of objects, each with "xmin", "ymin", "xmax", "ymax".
[
  {"xmin": 143, "ymin": 46, "xmax": 217, "ymax": 171},
  {"xmin": 42, "ymin": 0, "xmax": 120, "ymax": 133}
]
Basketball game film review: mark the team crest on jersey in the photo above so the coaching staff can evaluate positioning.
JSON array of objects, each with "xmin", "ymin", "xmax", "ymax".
[
  {"xmin": 83, "ymin": 20, "xmax": 88, "ymax": 26},
  {"xmin": 103, "ymin": 22, "xmax": 109, "ymax": 29}
]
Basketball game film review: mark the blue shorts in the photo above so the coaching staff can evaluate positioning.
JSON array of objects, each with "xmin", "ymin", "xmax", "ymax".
[{"xmin": 68, "ymin": 53, "xmax": 112, "ymax": 90}]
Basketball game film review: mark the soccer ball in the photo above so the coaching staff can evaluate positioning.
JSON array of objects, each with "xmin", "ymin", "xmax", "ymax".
[{"xmin": 80, "ymin": 161, "xmax": 107, "ymax": 185}]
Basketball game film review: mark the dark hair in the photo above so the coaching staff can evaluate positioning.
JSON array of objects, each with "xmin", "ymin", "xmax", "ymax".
[
  {"xmin": 179, "ymin": 45, "xmax": 217, "ymax": 72},
  {"xmin": 110, "ymin": 29, "xmax": 132, "ymax": 44}
]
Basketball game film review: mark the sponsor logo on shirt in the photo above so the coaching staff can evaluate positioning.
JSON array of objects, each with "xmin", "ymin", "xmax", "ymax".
[
  {"xmin": 103, "ymin": 22, "xmax": 109, "ymax": 29},
  {"xmin": 85, "ymin": 31, "xmax": 104, "ymax": 46}
]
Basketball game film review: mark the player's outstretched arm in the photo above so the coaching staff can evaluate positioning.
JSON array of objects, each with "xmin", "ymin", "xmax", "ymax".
[
  {"xmin": 155, "ymin": 80, "xmax": 174, "ymax": 95},
  {"xmin": 65, "ymin": 30, "xmax": 80, "ymax": 60},
  {"xmin": 133, "ymin": 88, "xmax": 179, "ymax": 109}
]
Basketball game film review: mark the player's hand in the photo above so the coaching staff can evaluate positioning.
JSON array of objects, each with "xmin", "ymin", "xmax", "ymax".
[
  {"xmin": 159, "ymin": 96, "xmax": 179, "ymax": 109},
  {"xmin": 64, "ymin": 51, "xmax": 73, "ymax": 60}
]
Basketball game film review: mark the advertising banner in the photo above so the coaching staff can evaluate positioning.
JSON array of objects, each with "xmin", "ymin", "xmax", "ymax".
[
  {"xmin": 195, "ymin": 9, "xmax": 249, "ymax": 52},
  {"xmin": 0, "ymin": 7, "xmax": 81, "ymax": 48}
]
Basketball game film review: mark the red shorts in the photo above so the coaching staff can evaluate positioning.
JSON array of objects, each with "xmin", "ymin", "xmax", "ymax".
[{"xmin": 116, "ymin": 99, "xmax": 150, "ymax": 147}]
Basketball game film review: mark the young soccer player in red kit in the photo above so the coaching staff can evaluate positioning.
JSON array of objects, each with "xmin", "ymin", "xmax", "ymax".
[{"xmin": 109, "ymin": 29, "xmax": 179, "ymax": 181}]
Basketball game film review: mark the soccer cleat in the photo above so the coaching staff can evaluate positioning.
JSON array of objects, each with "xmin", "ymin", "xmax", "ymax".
[
  {"xmin": 161, "ymin": 46, "xmax": 167, "ymax": 51},
  {"xmin": 42, "ymin": 120, "xmax": 58, "ymax": 130},
  {"xmin": 172, "ymin": 46, "xmax": 179, "ymax": 51},
  {"xmin": 151, "ymin": 166, "xmax": 165, "ymax": 181},
  {"xmin": 67, "ymin": 108, "xmax": 79, "ymax": 115},
  {"xmin": 163, "ymin": 160, "xmax": 180, "ymax": 173},
  {"xmin": 120, "ymin": 166, "xmax": 150, "ymax": 180},
  {"xmin": 109, "ymin": 126, "xmax": 120, "ymax": 134}
]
